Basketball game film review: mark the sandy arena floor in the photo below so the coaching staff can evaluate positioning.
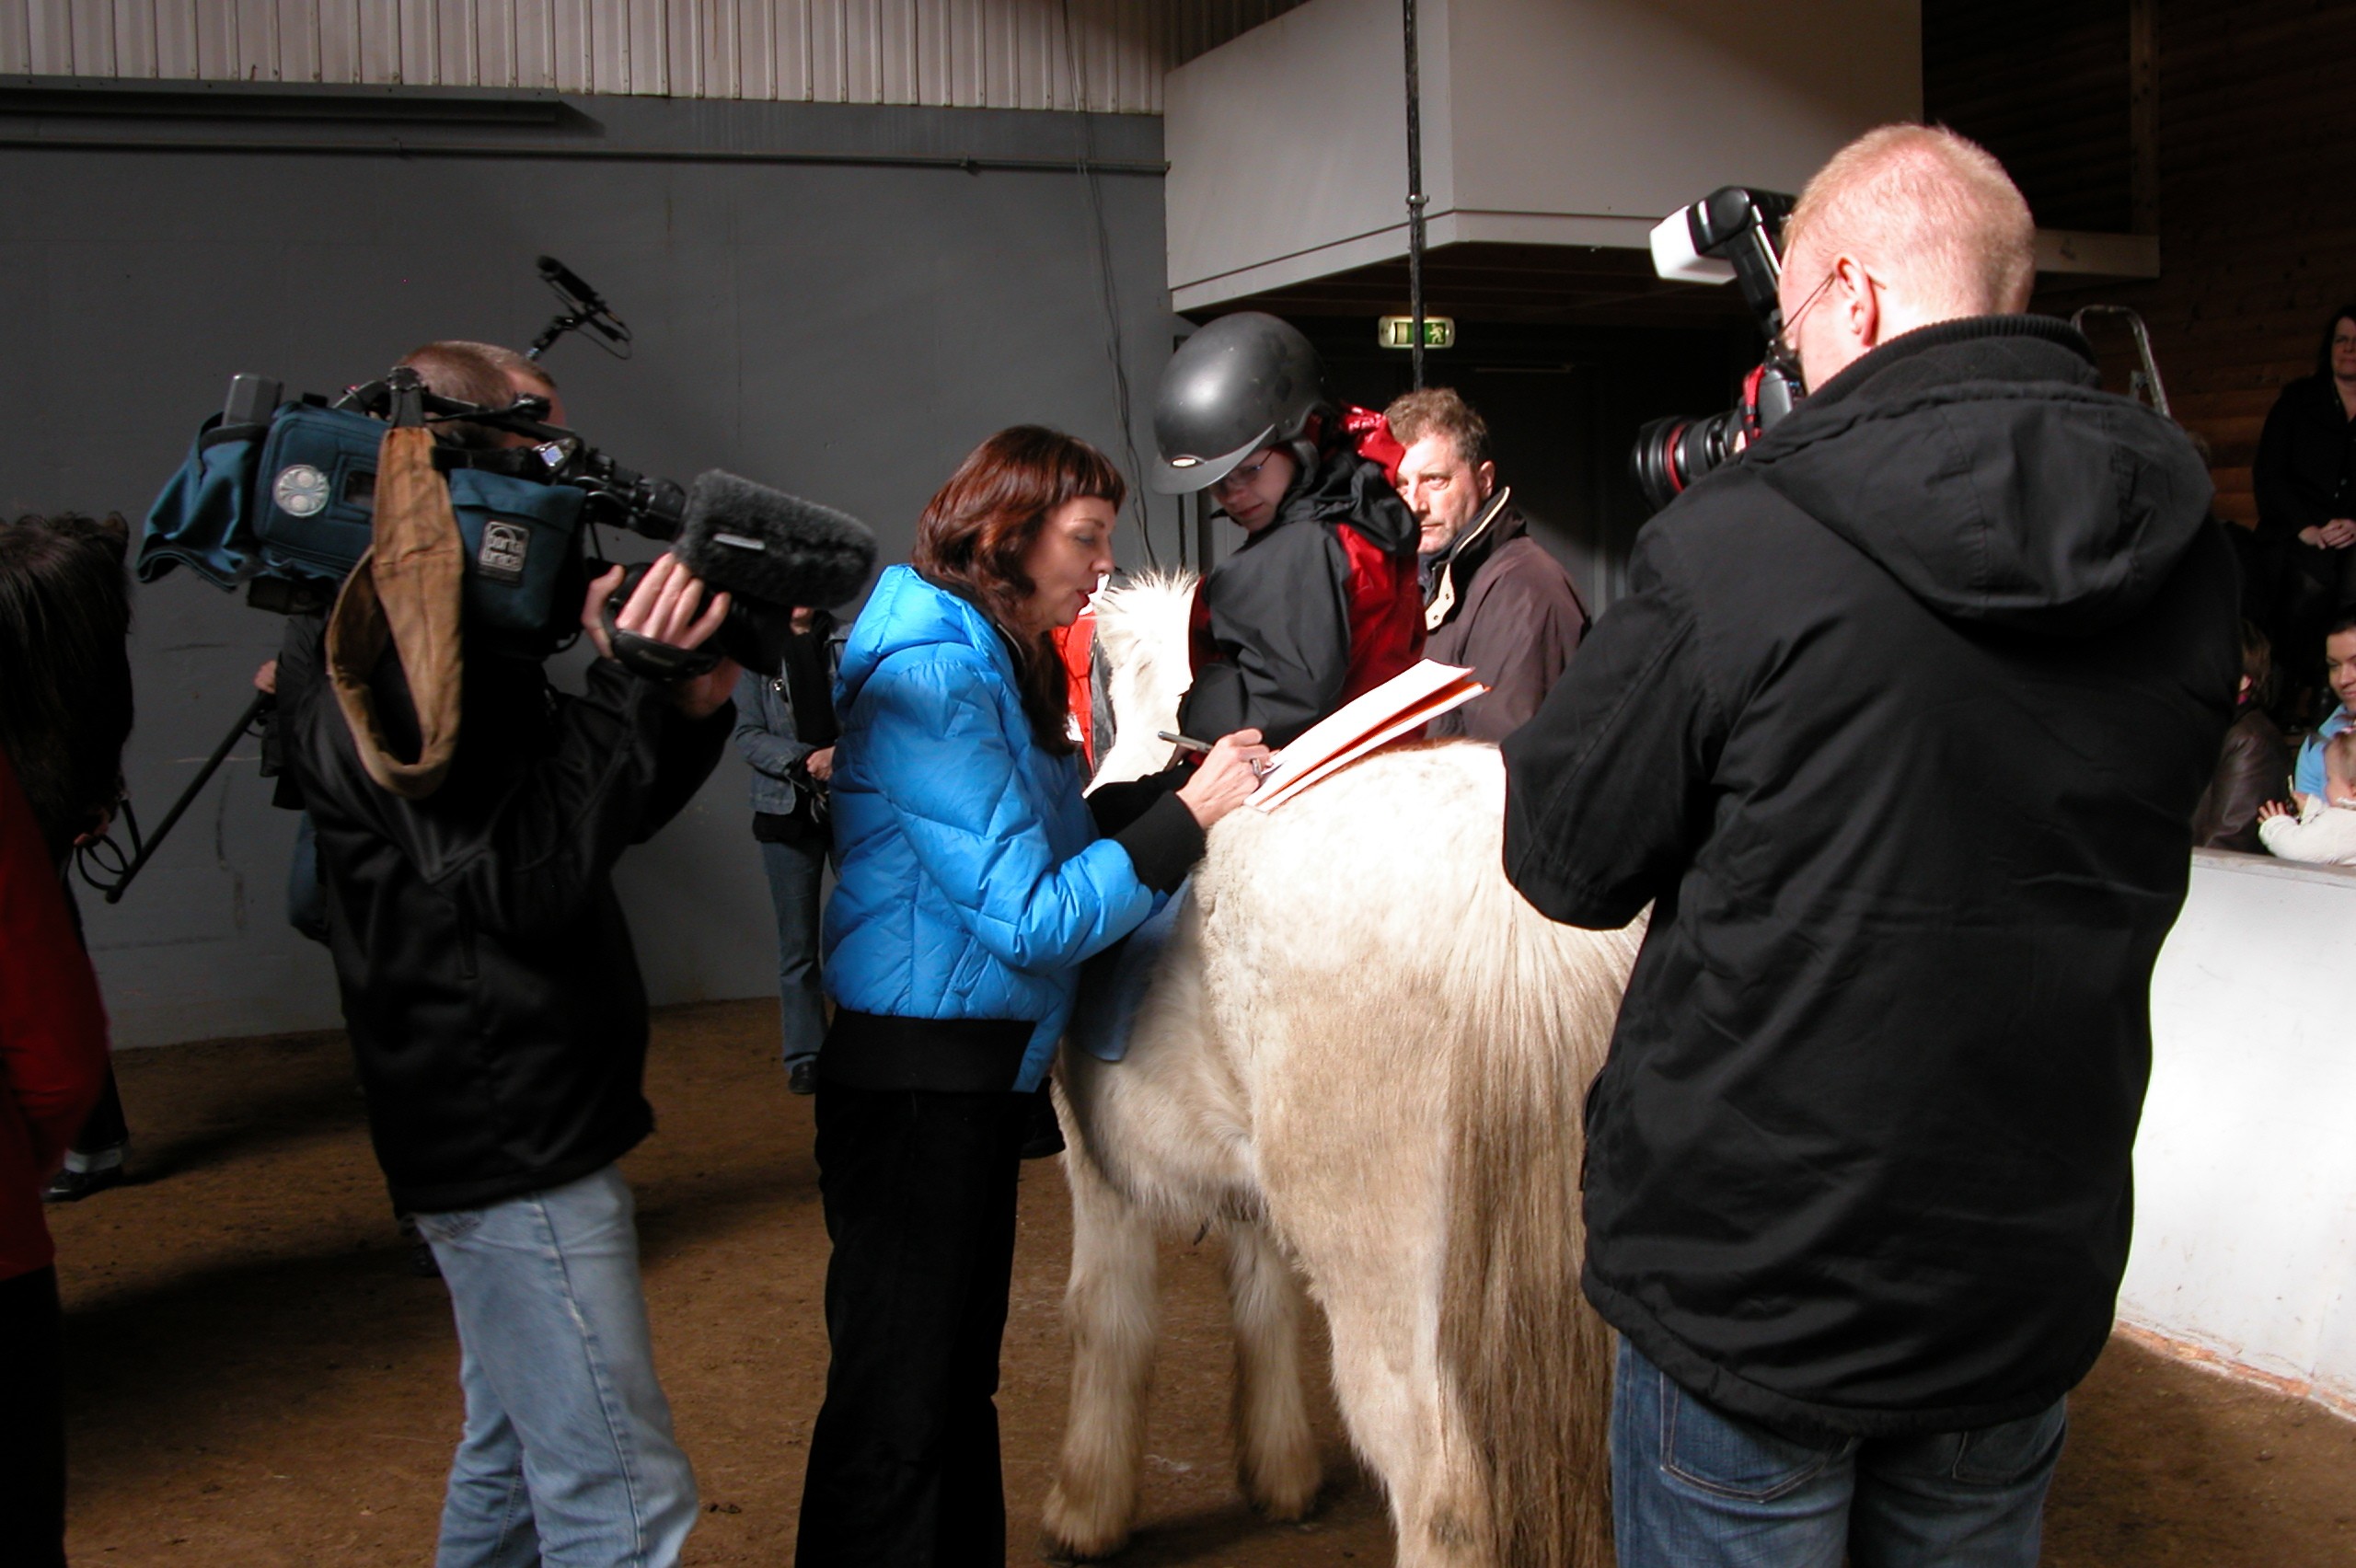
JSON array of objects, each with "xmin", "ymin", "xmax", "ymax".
[{"xmin": 50, "ymin": 1000, "xmax": 2356, "ymax": 1565}]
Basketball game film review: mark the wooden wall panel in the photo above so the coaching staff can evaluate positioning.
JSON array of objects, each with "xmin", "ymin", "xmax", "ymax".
[
  {"xmin": 1930, "ymin": 0, "xmax": 2356, "ymax": 530},
  {"xmin": 0, "ymin": 0, "xmax": 1299, "ymax": 109}
]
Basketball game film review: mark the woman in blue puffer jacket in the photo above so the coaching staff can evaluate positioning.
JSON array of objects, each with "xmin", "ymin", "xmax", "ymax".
[{"xmin": 795, "ymin": 426, "xmax": 1266, "ymax": 1567}]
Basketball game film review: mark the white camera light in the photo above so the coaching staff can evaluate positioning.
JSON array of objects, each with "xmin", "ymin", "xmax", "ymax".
[{"xmin": 1650, "ymin": 206, "xmax": 1738, "ymax": 285}]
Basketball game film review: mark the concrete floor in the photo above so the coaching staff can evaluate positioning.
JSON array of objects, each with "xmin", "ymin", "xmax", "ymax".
[{"xmin": 50, "ymin": 1000, "xmax": 2356, "ymax": 1565}]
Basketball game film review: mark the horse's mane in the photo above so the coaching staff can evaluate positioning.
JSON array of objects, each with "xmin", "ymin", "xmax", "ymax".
[{"xmin": 1089, "ymin": 569, "xmax": 1197, "ymax": 790}]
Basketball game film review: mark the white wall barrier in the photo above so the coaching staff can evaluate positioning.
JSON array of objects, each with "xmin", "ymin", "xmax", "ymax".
[{"xmin": 2123, "ymin": 849, "xmax": 2356, "ymax": 1414}]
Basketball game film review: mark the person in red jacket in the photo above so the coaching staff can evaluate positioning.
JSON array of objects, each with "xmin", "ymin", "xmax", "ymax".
[
  {"xmin": 1149, "ymin": 313, "xmax": 1424, "ymax": 748},
  {"xmin": 0, "ymin": 512, "xmax": 129, "ymax": 1568}
]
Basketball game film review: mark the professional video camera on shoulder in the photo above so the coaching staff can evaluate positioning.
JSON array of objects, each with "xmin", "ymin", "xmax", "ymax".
[
  {"xmin": 1629, "ymin": 186, "xmax": 1805, "ymax": 514},
  {"xmin": 138, "ymin": 360, "xmax": 874, "ymax": 679}
]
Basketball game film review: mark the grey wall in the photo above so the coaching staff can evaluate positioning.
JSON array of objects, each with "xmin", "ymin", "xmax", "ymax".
[{"xmin": 0, "ymin": 94, "xmax": 1180, "ymax": 1045}]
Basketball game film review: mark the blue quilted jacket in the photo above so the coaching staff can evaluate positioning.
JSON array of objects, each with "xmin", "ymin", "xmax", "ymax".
[{"xmin": 823, "ymin": 566, "xmax": 1156, "ymax": 1090}]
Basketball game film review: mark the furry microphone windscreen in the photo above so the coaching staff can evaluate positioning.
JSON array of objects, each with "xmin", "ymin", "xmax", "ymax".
[{"xmin": 675, "ymin": 470, "xmax": 877, "ymax": 610}]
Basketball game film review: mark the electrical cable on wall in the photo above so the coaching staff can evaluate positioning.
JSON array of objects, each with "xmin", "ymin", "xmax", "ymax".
[
  {"xmin": 1061, "ymin": 0, "xmax": 1160, "ymax": 569},
  {"xmin": 1403, "ymin": 0, "xmax": 1428, "ymax": 391}
]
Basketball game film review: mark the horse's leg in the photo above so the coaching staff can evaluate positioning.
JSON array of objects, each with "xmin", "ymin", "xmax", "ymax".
[
  {"xmin": 1219, "ymin": 1219, "xmax": 1320, "ymax": 1521},
  {"xmin": 1316, "ymin": 1284, "xmax": 1488, "ymax": 1568},
  {"xmin": 1040, "ymin": 1098, "xmax": 1161, "ymax": 1561}
]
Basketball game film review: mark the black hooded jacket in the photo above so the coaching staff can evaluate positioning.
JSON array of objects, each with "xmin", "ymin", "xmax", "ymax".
[
  {"xmin": 1178, "ymin": 445, "xmax": 1423, "ymax": 748},
  {"xmin": 277, "ymin": 617, "xmax": 731, "ymax": 1215},
  {"xmin": 1503, "ymin": 317, "xmax": 2239, "ymax": 1442}
]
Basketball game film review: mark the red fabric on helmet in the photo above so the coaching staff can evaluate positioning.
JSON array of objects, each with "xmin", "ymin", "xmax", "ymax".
[{"xmin": 1344, "ymin": 406, "xmax": 1407, "ymax": 487}]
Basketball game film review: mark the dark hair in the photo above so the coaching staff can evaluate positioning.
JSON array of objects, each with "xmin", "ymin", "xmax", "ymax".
[
  {"xmin": 2317, "ymin": 306, "xmax": 2356, "ymax": 378},
  {"xmin": 912, "ymin": 426, "xmax": 1126, "ymax": 755},
  {"xmin": 0, "ymin": 513, "xmax": 133, "ymax": 862},
  {"xmin": 397, "ymin": 340, "xmax": 517, "ymax": 450},
  {"xmin": 1384, "ymin": 386, "xmax": 1493, "ymax": 467},
  {"xmin": 2237, "ymin": 619, "xmax": 2273, "ymax": 707}
]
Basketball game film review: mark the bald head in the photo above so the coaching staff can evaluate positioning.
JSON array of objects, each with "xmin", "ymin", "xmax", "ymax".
[{"xmin": 1778, "ymin": 125, "xmax": 2037, "ymax": 389}]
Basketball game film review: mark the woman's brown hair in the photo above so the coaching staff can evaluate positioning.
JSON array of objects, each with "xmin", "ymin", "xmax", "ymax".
[
  {"xmin": 0, "ymin": 513, "xmax": 134, "ymax": 861},
  {"xmin": 912, "ymin": 426, "xmax": 1125, "ymax": 755}
]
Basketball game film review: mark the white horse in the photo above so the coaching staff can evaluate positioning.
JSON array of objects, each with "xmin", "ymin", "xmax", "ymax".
[{"xmin": 1044, "ymin": 573, "xmax": 1641, "ymax": 1568}]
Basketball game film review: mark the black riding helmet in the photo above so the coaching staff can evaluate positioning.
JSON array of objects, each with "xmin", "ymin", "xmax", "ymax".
[{"xmin": 1149, "ymin": 312, "xmax": 1334, "ymax": 494}]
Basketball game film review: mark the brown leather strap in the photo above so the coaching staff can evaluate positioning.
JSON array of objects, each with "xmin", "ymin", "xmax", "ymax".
[{"xmin": 325, "ymin": 423, "xmax": 465, "ymax": 799}]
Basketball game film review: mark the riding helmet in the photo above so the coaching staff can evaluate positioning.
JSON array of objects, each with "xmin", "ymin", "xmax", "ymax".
[{"xmin": 1149, "ymin": 312, "xmax": 1333, "ymax": 494}]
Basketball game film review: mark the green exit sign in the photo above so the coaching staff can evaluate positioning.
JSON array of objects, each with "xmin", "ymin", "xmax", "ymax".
[{"xmin": 1378, "ymin": 315, "xmax": 1456, "ymax": 350}]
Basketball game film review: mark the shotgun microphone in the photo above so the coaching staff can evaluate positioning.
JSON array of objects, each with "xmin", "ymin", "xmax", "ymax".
[
  {"xmin": 603, "ymin": 471, "xmax": 877, "ymax": 680},
  {"xmin": 531, "ymin": 255, "xmax": 630, "ymax": 354}
]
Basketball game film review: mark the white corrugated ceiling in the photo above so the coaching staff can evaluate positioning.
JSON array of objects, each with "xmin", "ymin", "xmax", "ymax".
[{"xmin": 0, "ymin": 0, "xmax": 1301, "ymax": 112}]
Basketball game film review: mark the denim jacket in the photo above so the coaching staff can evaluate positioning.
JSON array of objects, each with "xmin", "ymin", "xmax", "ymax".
[{"xmin": 733, "ymin": 620, "xmax": 844, "ymax": 819}]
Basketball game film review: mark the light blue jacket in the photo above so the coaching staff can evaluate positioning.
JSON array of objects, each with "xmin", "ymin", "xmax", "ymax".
[
  {"xmin": 822, "ymin": 567, "xmax": 1155, "ymax": 1090},
  {"xmin": 2294, "ymin": 704, "xmax": 2350, "ymax": 801}
]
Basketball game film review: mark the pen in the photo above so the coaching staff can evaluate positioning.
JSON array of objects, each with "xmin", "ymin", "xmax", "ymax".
[{"xmin": 1157, "ymin": 730, "xmax": 1214, "ymax": 755}]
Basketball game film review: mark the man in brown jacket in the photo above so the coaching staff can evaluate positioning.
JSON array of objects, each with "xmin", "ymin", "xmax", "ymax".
[{"xmin": 1389, "ymin": 387, "xmax": 1589, "ymax": 741}]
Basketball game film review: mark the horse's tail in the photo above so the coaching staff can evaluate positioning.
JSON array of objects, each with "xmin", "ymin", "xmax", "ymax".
[{"xmin": 1437, "ymin": 872, "xmax": 1637, "ymax": 1568}]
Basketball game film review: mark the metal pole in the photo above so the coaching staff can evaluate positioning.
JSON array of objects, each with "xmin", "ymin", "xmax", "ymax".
[
  {"xmin": 103, "ymin": 689, "xmax": 272, "ymax": 904},
  {"xmin": 1403, "ymin": 0, "xmax": 1427, "ymax": 389}
]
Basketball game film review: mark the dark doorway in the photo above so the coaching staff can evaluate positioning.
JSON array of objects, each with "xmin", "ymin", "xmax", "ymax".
[{"xmin": 1259, "ymin": 317, "xmax": 1755, "ymax": 614}]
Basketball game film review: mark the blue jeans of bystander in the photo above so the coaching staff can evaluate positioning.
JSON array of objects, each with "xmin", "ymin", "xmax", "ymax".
[
  {"xmin": 1612, "ymin": 1338, "xmax": 2066, "ymax": 1568},
  {"xmin": 761, "ymin": 836, "xmax": 828, "ymax": 1068},
  {"xmin": 413, "ymin": 1165, "xmax": 698, "ymax": 1568}
]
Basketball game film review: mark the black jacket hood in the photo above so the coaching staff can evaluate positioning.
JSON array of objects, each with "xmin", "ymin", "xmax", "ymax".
[
  {"xmin": 1743, "ymin": 315, "xmax": 2214, "ymax": 637},
  {"xmin": 1274, "ymin": 442, "xmax": 1419, "ymax": 556}
]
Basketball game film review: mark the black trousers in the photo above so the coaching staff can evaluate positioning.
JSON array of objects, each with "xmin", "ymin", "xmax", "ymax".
[
  {"xmin": 795, "ymin": 1085, "xmax": 1032, "ymax": 1568},
  {"xmin": 0, "ymin": 1265, "xmax": 65, "ymax": 1568}
]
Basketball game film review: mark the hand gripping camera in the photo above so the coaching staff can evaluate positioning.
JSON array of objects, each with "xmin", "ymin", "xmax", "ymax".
[{"xmin": 1629, "ymin": 186, "xmax": 1803, "ymax": 513}]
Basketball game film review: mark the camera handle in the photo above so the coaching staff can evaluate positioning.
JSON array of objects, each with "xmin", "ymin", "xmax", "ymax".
[{"xmin": 94, "ymin": 688, "xmax": 276, "ymax": 905}]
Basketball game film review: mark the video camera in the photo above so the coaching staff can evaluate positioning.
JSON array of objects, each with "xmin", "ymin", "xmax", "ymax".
[
  {"xmin": 138, "ymin": 366, "xmax": 875, "ymax": 678},
  {"xmin": 1629, "ymin": 186, "xmax": 1803, "ymax": 513}
]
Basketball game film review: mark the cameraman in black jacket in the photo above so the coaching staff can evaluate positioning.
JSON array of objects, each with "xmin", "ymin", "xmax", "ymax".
[
  {"xmin": 1503, "ymin": 127, "xmax": 2237, "ymax": 1568},
  {"xmin": 276, "ymin": 349, "xmax": 736, "ymax": 1568}
]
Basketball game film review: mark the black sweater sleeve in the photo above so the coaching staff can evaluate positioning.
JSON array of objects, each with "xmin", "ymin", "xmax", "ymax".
[{"xmin": 1085, "ymin": 764, "xmax": 1204, "ymax": 894}]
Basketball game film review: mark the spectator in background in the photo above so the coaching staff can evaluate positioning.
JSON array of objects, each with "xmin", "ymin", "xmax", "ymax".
[
  {"xmin": 1389, "ymin": 387, "xmax": 1589, "ymax": 741},
  {"xmin": 2254, "ymin": 306, "xmax": 2356, "ymax": 694},
  {"xmin": 0, "ymin": 514, "xmax": 138, "ymax": 1205},
  {"xmin": 0, "ymin": 513, "xmax": 129, "ymax": 1566},
  {"xmin": 2292, "ymin": 610, "xmax": 2356, "ymax": 808},
  {"xmin": 2191, "ymin": 621, "xmax": 2293, "ymax": 852},
  {"xmin": 733, "ymin": 608, "xmax": 843, "ymax": 1098},
  {"xmin": 2258, "ymin": 731, "xmax": 2356, "ymax": 864}
]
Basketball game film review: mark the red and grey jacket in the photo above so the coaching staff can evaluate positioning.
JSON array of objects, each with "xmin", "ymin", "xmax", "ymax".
[{"xmin": 1178, "ymin": 420, "xmax": 1425, "ymax": 749}]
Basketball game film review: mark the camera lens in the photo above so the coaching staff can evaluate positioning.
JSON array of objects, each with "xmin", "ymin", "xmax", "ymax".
[{"xmin": 1631, "ymin": 409, "xmax": 1746, "ymax": 513}]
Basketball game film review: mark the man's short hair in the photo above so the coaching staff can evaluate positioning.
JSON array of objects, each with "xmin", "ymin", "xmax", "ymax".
[
  {"xmin": 1782, "ymin": 124, "xmax": 2037, "ymax": 318},
  {"xmin": 398, "ymin": 341, "xmax": 525, "ymax": 450},
  {"xmin": 1385, "ymin": 386, "xmax": 1491, "ymax": 467},
  {"xmin": 445, "ymin": 339, "xmax": 558, "ymax": 393},
  {"xmin": 2239, "ymin": 619, "xmax": 2273, "ymax": 701},
  {"xmin": 2328, "ymin": 607, "xmax": 2356, "ymax": 642}
]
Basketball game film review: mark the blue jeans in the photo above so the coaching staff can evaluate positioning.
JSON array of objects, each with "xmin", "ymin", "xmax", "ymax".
[
  {"xmin": 413, "ymin": 1166, "xmax": 698, "ymax": 1568},
  {"xmin": 1612, "ymin": 1338, "xmax": 2065, "ymax": 1568},
  {"xmin": 761, "ymin": 836, "xmax": 828, "ymax": 1066}
]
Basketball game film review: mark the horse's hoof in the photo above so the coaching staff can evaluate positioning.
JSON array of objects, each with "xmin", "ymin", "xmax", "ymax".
[
  {"xmin": 1242, "ymin": 1458, "xmax": 1322, "ymax": 1524},
  {"xmin": 1038, "ymin": 1523, "xmax": 1127, "ymax": 1563}
]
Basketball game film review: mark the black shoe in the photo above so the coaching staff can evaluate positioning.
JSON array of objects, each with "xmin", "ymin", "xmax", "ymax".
[
  {"xmin": 43, "ymin": 1160, "xmax": 125, "ymax": 1203},
  {"xmin": 1020, "ymin": 1090, "xmax": 1065, "ymax": 1160},
  {"xmin": 787, "ymin": 1057, "xmax": 819, "ymax": 1096}
]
